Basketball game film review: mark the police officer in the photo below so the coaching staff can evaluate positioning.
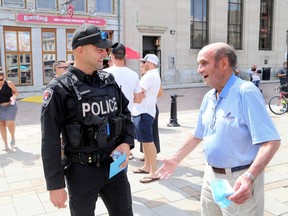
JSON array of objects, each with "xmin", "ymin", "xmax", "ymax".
[{"xmin": 41, "ymin": 24, "xmax": 134, "ymax": 216}]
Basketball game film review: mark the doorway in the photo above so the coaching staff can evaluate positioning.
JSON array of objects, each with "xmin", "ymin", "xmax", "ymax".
[{"xmin": 142, "ymin": 36, "xmax": 161, "ymax": 77}]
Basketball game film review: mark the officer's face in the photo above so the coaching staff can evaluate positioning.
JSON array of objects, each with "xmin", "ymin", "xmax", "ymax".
[{"xmin": 83, "ymin": 45, "xmax": 108, "ymax": 70}]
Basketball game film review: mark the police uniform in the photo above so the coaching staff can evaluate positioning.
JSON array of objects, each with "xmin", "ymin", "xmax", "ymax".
[{"xmin": 41, "ymin": 24, "xmax": 134, "ymax": 216}]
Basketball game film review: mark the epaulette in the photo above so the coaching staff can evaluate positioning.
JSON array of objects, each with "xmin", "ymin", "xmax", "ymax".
[
  {"xmin": 58, "ymin": 72, "xmax": 78, "ymax": 90},
  {"xmin": 46, "ymin": 77, "xmax": 63, "ymax": 89},
  {"xmin": 59, "ymin": 71, "xmax": 82, "ymax": 100},
  {"xmin": 98, "ymin": 70, "xmax": 115, "ymax": 85}
]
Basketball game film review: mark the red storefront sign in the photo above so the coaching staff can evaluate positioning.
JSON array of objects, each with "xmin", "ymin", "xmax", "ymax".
[{"xmin": 16, "ymin": 13, "xmax": 106, "ymax": 27}]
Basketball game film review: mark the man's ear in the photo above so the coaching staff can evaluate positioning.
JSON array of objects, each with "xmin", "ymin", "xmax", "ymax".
[
  {"xmin": 221, "ymin": 57, "xmax": 229, "ymax": 71},
  {"xmin": 76, "ymin": 46, "xmax": 83, "ymax": 55}
]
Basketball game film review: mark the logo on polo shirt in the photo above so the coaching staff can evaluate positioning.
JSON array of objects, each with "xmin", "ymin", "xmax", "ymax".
[{"xmin": 222, "ymin": 112, "xmax": 235, "ymax": 120}]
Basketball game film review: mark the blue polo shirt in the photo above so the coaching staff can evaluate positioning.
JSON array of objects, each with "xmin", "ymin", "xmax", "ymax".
[{"xmin": 194, "ymin": 74, "xmax": 280, "ymax": 168}]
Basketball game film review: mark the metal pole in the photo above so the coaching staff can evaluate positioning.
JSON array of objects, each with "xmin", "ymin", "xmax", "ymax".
[
  {"xmin": 117, "ymin": 0, "xmax": 121, "ymax": 42},
  {"xmin": 167, "ymin": 93, "xmax": 180, "ymax": 127}
]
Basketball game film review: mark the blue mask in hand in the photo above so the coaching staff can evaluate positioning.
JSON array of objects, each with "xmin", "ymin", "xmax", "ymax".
[{"xmin": 210, "ymin": 179, "xmax": 234, "ymax": 208}]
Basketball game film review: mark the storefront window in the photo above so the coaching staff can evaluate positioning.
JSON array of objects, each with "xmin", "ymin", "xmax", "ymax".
[
  {"xmin": 18, "ymin": 32, "xmax": 31, "ymax": 51},
  {"xmin": 3, "ymin": 0, "xmax": 24, "ymax": 8},
  {"xmin": 36, "ymin": 0, "xmax": 56, "ymax": 9},
  {"xmin": 42, "ymin": 30, "xmax": 56, "ymax": 85},
  {"xmin": 4, "ymin": 28, "xmax": 32, "ymax": 86},
  {"xmin": 66, "ymin": 30, "xmax": 75, "ymax": 61},
  {"xmin": 96, "ymin": 0, "xmax": 112, "ymax": 13}
]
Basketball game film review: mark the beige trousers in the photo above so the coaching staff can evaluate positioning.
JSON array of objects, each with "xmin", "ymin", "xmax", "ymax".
[{"xmin": 200, "ymin": 164, "xmax": 264, "ymax": 216}]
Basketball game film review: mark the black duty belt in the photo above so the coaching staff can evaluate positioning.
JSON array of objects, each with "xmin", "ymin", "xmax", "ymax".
[
  {"xmin": 211, "ymin": 162, "xmax": 252, "ymax": 174},
  {"xmin": 68, "ymin": 152, "xmax": 111, "ymax": 167}
]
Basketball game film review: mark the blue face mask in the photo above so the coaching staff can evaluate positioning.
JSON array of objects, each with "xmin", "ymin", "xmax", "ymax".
[{"xmin": 210, "ymin": 179, "xmax": 234, "ymax": 208}]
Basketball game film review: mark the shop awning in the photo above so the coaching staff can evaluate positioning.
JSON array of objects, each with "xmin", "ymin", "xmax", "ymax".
[{"xmin": 125, "ymin": 47, "xmax": 141, "ymax": 59}]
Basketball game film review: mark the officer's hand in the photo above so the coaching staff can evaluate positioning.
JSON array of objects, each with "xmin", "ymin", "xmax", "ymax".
[
  {"xmin": 112, "ymin": 143, "xmax": 130, "ymax": 168},
  {"xmin": 49, "ymin": 188, "xmax": 67, "ymax": 209}
]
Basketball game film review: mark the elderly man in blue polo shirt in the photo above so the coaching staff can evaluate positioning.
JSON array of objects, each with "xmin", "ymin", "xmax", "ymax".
[{"xmin": 156, "ymin": 42, "xmax": 280, "ymax": 216}]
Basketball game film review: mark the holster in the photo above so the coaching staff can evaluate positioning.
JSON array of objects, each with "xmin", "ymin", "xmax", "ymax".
[
  {"xmin": 62, "ymin": 156, "xmax": 73, "ymax": 178},
  {"xmin": 83, "ymin": 114, "xmax": 108, "ymax": 149},
  {"xmin": 108, "ymin": 116, "xmax": 123, "ymax": 141},
  {"xmin": 95, "ymin": 117, "xmax": 108, "ymax": 149}
]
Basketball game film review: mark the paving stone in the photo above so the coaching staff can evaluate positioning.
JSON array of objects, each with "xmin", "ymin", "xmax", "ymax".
[{"xmin": 0, "ymin": 85, "xmax": 287, "ymax": 215}]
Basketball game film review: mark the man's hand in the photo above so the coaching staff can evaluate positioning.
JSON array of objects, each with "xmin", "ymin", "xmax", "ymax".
[
  {"xmin": 112, "ymin": 143, "xmax": 130, "ymax": 168},
  {"xmin": 228, "ymin": 174, "xmax": 253, "ymax": 204},
  {"xmin": 49, "ymin": 189, "xmax": 67, "ymax": 209},
  {"xmin": 155, "ymin": 156, "xmax": 179, "ymax": 179}
]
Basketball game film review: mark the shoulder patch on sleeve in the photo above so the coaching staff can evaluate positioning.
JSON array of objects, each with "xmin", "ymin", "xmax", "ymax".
[{"xmin": 42, "ymin": 88, "xmax": 54, "ymax": 107}]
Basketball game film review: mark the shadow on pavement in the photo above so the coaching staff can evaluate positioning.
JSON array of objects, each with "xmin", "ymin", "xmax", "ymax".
[{"xmin": 0, "ymin": 146, "xmax": 40, "ymax": 168}]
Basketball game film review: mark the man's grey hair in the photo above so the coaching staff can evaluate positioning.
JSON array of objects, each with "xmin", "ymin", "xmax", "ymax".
[{"xmin": 214, "ymin": 44, "xmax": 237, "ymax": 68}]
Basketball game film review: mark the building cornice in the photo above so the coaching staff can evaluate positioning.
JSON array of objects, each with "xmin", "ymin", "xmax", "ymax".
[{"xmin": 137, "ymin": 25, "xmax": 167, "ymax": 34}]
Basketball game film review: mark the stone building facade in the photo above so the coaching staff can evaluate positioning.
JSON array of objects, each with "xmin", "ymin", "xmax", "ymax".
[{"xmin": 0, "ymin": 0, "xmax": 287, "ymax": 92}]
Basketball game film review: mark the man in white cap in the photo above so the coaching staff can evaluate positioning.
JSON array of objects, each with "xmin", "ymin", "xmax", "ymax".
[{"xmin": 132, "ymin": 54, "xmax": 161, "ymax": 183}]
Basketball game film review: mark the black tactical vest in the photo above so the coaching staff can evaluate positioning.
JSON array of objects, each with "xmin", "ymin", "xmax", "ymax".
[{"xmin": 56, "ymin": 71, "xmax": 122, "ymax": 153}]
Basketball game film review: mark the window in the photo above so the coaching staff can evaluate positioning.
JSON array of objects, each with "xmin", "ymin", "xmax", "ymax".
[
  {"xmin": 42, "ymin": 29, "xmax": 56, "ymax": 85},
  {"xmin": 66, "ymin": 30, "xmax": 75, "ymax": 61},
  {"xmin": 3, "ymin": 0, "xmax": 24, "ymax": 8},
  {"xmin": 4, "ymin": 27, "xmax": 32, "ymax": 86},
  {"xmin": 259, "ymin": 0, "xmax": 273, "ymax": 50},
  {"xmin": 36, "ymin": 0, "xmax": 56, "ymax": 10},
  {"xmin": 73, "ymin": 0, "xmax": 86, "ymax": 12},
  {"xmin": 96, "ymin": 0, "xmax": 112, "ymax": 14},
  {"xmin": 227, "ymin": 0, "xmax": 243, "ymax": 49},
  {"xmin": 190, "ymin": 0, "xmax": 208, "ymax": 49}
]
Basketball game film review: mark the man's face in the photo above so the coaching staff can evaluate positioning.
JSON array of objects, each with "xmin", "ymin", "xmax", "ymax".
[
  {"xmin": 197, "ymin": 49, "xmax": 220, "ymax": 87},
  {"xmin": 55, "ymin": 63, "xmax": 68, "ymax": 77},
  {"xmin": 82, "ymin": 45, "xmax": 108, "ymax": 70},
  {"xmin": 140, "ymin": 62, "xmax": 146, "ymax": 75},
  {"xmin": 197, "ymin": 47, "xmax": 229, "ymax": 91}
]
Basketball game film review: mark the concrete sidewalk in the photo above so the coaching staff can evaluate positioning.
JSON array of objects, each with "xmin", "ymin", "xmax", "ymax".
[{"xmin": 0, "ymin": 84, "xmax": 288, "ymax": 216}]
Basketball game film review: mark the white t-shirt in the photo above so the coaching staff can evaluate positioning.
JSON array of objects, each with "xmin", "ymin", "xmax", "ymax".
[
  {"xmin": 104, "ymin": 66, "xmax": 141, "ymax": 112},
  {"xmin": 132, "ymin": 68, "xmax": 161, "ymax": 117},
  {"xmin": 248, "ymin": 68, "xmax": 261, "ymax": 81}
]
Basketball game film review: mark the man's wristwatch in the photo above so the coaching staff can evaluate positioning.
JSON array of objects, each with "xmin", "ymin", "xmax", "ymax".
[{"xmin": 244, "ymin": 171, "xmax": 256, "ymax": 182}]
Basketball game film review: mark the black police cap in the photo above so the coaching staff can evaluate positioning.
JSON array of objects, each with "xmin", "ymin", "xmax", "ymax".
[{"xmin": 72, "ymin": 24, "xmax": 118, "ymax": 50}]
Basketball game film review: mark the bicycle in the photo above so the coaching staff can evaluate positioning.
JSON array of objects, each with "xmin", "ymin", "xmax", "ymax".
[{"xmin": 268, "ymin": 85, "xmax": 288, "ymax": 115}]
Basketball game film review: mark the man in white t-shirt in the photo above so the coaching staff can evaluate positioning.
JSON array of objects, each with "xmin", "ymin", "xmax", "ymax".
[
  {"xmin": 104, "ymin": 43, "xmax": 142, "ymax": 160},
  {"xmin": 248, "ymin": 64, "xmax": 261, "ymax": 88},
  {"xmin": 132, "ymin": 54, "xmax": 161, "ymax": 183},
  {"xmin": 104, "ymin": 43, "xmax": 142, "ymax": 112}
]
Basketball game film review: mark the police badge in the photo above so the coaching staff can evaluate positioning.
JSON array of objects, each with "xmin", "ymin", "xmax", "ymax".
[{"xmin": 42, "ymin": 88, "xmax": 53, "ymax": 107}]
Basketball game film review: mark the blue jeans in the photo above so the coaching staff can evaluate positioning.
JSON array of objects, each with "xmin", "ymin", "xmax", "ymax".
[{"xmin": 252, "ymin": 80, "xmax": 260, "ymax": 88}]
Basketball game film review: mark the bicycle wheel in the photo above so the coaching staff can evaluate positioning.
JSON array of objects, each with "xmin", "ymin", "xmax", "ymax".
[{"xmin": 268, "ymin": 96, "xmax": 287, "ymax": 115}]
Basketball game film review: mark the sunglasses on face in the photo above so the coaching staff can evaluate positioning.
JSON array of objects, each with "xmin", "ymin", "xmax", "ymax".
[{"xmin": 57, "ymin": 67, "xmax": 68, "ymax": 69}]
